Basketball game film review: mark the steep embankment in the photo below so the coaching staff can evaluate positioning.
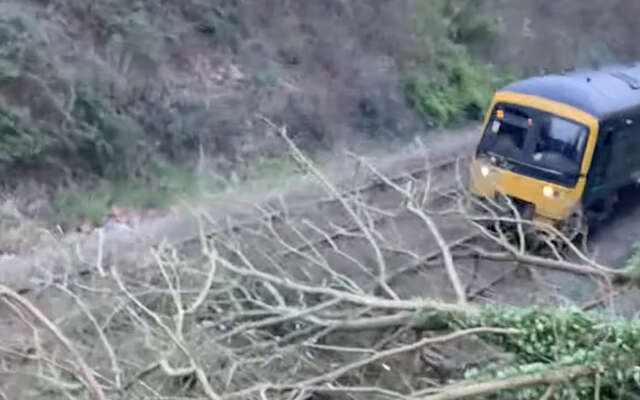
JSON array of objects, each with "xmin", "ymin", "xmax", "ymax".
[
  {"xmin": 0, "ymin": 0, "xmax": 510, "ymax": 229},
  {"xmin": 4, "ymin": 1, "xmax": 639, "ymax": 231}
]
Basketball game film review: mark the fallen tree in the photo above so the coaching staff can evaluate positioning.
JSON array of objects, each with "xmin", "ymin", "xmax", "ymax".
[{"xmin": 0, "ymin": 122, "xmax": 638, "ymax": 400}]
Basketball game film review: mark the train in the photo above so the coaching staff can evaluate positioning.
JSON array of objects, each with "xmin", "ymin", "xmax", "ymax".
[{"xmin": 469, "ymin": 63, "xmax": 640, "ymax": 240}]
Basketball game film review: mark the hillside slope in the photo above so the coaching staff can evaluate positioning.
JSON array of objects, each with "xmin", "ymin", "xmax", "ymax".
[{"xmin": 1, "ymin": 0, "xmax": 639, "ymax": 227}]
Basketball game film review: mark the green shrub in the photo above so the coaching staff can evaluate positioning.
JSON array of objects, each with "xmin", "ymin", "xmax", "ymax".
[
  {"xmin": 53, "ymin": 160, "xmax": 200, "ymax": 227},
  {"xmin": 405, "ymin": 52, "xmax": 518, "ymax": 127},
  {"xmin": 403, "ymin": 0, "xmax": 520, "ymax": 128},
  {"xmin": 54, "ymin": 188, "xmax": 112, "ymax": 227}
]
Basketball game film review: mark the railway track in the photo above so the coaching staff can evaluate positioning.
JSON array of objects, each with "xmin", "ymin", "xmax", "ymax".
[
  {"xmin": 12, "ymin": 152, "xmax": 479, "ymax": 298},
  {"xmin": 166, "ymin": 152, "xmax": 486, "ymax": 303},
  {"xmin": 16, "ymin": 144, "xmax": 588, "ymax": 301},
  {"xmin": 172, "ymin": 153, "xmax": 473, "ymax": 248}
]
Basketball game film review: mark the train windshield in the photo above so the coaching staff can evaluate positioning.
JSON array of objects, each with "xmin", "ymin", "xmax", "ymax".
[{"xmin": 476, "ymin": 103, "xmax": 590, "ymax": 186}]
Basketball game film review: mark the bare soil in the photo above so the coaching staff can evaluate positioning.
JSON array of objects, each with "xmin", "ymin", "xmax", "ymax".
[{"xmin": 590, "ymin": 185, "xmax": 640, "ymax": 268}]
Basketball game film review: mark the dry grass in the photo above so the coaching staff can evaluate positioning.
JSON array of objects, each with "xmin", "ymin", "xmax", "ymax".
[{"xmin": 0, "ymin": 197, "xmax": 48, "ymax": 256}]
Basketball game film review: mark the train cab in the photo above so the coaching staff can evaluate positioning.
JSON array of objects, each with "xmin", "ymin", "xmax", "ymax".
[{"xmin": 470, "ymin": 63, "xmax": 640, "ymax": 238}]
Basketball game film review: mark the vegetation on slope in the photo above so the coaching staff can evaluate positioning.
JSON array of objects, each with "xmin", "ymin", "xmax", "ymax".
[
  {"xmin": 2, "ymin": 0, "xmax": 639, "ymax": 226},
  {"xmin": 0, "ymin": 1, "xmax": 516, "ymax": 224}
]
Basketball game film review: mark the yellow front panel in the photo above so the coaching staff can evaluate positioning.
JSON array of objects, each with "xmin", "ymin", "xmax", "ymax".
[
  {"xmin": 469, "ymin": 91, "xmax": 600, "ymax": 222},
  {"xmin": 470, "ymin": 158, "xmax": 586, "ymax": 220}
]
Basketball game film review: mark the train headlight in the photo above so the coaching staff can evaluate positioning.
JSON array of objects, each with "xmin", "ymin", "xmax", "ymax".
[
  {"xmin": 542, "ymin": 185, "xmax": 555, "ymax": 198},
  {"xmin": 480, "ymin": 165, "xmax": 490, "ymax": 177}
]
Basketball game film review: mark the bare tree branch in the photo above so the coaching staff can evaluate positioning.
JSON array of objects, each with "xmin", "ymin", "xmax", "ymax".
[
  {"xmin": 348, "ymin": 152, "xmax": 468, "ymax": 306},
  {"xmin": 417, "ymin": 364, "xmax": 591, "ymax": 400},
  {"xmin": 0, "ymin": 284, "xmax": 107, "ymax": 400}
]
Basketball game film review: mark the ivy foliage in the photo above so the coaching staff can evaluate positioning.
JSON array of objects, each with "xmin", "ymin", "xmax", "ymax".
[{"xmin": 435, "ymin": 306, "xmax": 640, "ymax": 399}]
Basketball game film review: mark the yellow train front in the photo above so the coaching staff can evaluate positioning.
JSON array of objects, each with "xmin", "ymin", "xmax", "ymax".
[{"xmin": 469, "ymin": 63, "xmax": 640, "ymax": 238}]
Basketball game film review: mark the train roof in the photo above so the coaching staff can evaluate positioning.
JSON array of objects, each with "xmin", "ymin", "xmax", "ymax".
[{"xmin": 500, "ymin": 62, "xmax": 640, "ymax": 120}]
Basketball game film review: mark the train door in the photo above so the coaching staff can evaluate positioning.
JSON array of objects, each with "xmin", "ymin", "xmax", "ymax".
[
  {"xmin": 613, "ymin": 117, "xmax": 640, "ymax": 184},
  {"xmin": 624, "ymin": 116, "xmax": 640, "ymax": 183},
  {"xmin": 583, "ymin": 117, "xmax": 634, "ymax": 219},
  {"xmin": 585, "ymin": 123, "xmax": 614, "ymax": 198}
]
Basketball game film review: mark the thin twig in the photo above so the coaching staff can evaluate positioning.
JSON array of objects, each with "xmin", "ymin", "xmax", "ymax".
[
  {"xmin": 0, "ymin": 284, "xmax": 107, "ymax": 400},
  {"xmin": 352, "ymin": 153, "xmax": 468, "ymax": 305},
  {"xmin": 55, "ymin": 284, "xmax": 123, "ymax": 389},
  {"xmin": 226, "ymin": 327, "xmax": 520, "ymax": 398},
  {"xmin": 273, "ymin": 120, "xmax": 398, "ymax": 301}
]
